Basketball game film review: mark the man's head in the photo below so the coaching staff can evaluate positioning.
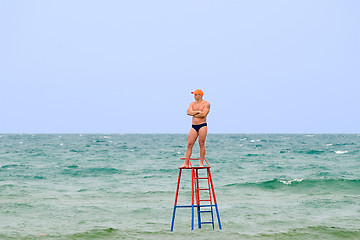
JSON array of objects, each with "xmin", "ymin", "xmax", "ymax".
[
  {"xmin": 191, "ymin": 89, "xmax": 203, "ymax": 96},
  {"xmin": 191, "ymin": 89, "xmax": 203, "ymax": 101}
]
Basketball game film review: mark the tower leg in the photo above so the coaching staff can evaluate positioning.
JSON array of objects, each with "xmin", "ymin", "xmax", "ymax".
[
  {"xmin": 191, "ymin": 168, "xmax": 195, "ymax": 230},
  {"xmin": 171, "ymin": 169, "xmax": 182, "ymax": 231},
  {"xmin": 197, "ymin": 205, "xmax": 201, "ymax": 229},
  {"xmin": 191, "ymin": 205, "xmax": 195, "ymax": 230},
  {"xmin": 171, "ymin": 206, "xmax": 176, "ymax": 231},
  {"xmin": 215, "ymin": 204, "xmax": 222, "ymax": 230}
]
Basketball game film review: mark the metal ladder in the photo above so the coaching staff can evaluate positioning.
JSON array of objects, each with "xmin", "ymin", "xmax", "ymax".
[{"xmin": 170, "ymin": 158, "xmax": 222, "ymax": 231}]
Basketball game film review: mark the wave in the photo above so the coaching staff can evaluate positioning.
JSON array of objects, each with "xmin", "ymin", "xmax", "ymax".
[
  {"xmin": 257, "ymin": 226, "xmax": 360, "ymax": 240},
  {"xmin": 0, "ymin": 228, "xmax": 120, "ymax": 240},
  {"xmin": 294, "ymin": 150, "xmax": 326, "ymax": 154},
  {"xmin": 61, "ymin": 167, "xmax": 124, "ymax": 177},
  {"xmin": 67, "ymin": 228, "xmax": 119, "ymax": 239},
  {"xmin": 1, "ymin": 164, "xmax": 23, "ymax": 169},
  {"xmin": 334, "ymin": 150, "xmax": 348, "ymax": 154},
  {"xmin": 1, "ymin": 226, "xmax": 359, "ymax": 240},
  {"xmin": 225, "ymin": 178, "xmax": 360, "ymax": 192}
]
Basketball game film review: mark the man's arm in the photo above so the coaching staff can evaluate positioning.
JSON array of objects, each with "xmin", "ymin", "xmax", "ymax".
[
  {"xmin": 187, "ymin": 103, "xmax": 200, "ymax": 116},
  {"xmin": 193, "ymin": 103, "xmax": 210, "ymax": 118}
]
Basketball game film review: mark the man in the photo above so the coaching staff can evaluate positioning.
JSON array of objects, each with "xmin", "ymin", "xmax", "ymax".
[{"xmin": 180, "ymin": 89, "xmax": 210, "ymax": 168}]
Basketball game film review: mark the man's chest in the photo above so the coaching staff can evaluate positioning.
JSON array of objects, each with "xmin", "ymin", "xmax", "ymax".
[{"xmin": 192, "ymin": 103, "xmax": 205, "ymax": 111}]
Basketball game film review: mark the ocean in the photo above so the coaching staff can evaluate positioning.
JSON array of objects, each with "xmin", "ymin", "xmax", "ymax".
[{"xmin": 0, "ymin": 134, "xmax": 359, "ymax": 239}]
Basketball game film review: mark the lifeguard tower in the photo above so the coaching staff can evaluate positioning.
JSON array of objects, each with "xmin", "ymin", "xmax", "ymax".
[{"xmin": 170, "ymin": 158, "xmax": 222, "ymax": 231}]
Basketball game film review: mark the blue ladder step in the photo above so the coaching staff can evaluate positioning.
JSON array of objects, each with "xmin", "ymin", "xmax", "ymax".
[
  {"xmin": 200, "ymin": 221, "xmax": 214, "ymax": 224},
  {"xmin": 199, "ymin": 210, "xmax": 212, "ymax": 213}
]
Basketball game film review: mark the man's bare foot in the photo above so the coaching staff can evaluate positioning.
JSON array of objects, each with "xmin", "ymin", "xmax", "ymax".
[
  {"xmin": 199, "ymin": 164, "xmax": 204, "ymax": 168},
  {"xmin": 180, "ymin": 164, "xmax": 189, "ymax": 168}
]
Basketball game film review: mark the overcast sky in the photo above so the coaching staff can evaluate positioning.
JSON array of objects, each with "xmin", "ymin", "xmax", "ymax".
[{"xmin": 1, "ymin": 0, "xmax": 359, "ymax": 134}]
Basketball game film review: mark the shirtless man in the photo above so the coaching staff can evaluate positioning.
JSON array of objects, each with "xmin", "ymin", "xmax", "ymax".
[{"xmin": 180, "ymin": 89, "xmax": 210, "ymax": 168}]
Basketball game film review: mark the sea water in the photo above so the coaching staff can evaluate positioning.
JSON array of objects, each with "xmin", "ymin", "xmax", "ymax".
[{"xmin": 0, "ymin": 134, "xmax": 359, "ymax": 239}]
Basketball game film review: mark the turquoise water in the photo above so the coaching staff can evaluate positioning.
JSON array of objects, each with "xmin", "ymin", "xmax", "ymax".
[{"xmin": 0, "ymin": 134, "xmax": 359, "ymax": 239}]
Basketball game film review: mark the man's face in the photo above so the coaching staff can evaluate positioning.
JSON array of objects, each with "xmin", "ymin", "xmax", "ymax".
[{"xmin": 194, "ymin": 94, "xmax": 202, "ymax": 100}]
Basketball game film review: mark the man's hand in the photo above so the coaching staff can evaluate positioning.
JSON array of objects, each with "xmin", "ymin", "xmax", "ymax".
[{"xmin": 188, "ymin": 110, "xmax": 201, "ymax": 116}]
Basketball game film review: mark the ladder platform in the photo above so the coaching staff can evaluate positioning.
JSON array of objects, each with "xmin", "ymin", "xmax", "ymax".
[
  {"xmin": 179, "ymin": 166, "xmax": 210, "ymax": 169},
  {"xmin": 174, "ymin": 204, "xmax": 217, "ymax": 208}
]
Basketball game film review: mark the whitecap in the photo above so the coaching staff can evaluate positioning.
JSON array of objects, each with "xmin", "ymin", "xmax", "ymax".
[
  {"xmin": 334, "ymin": 151, "xmax": 348, "ymax": 154},
  {"xmin": 279, "ymin": 178, "xmax": 303, "ymax": 185},
  {"xmin": 326, "ymin": 144, "xmax": 333, "ymax": 146}
]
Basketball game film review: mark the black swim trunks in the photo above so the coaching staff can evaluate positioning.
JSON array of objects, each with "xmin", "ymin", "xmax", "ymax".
[{"xmin": 192, "ymin": 123, "xmax": 207, "ymax": 133}]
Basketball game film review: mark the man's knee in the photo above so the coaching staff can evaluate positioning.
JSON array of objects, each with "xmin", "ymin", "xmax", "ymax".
[
  {"xmin": 199, "ymin": 141, "xmax": 205, "ymax": 148},
  {"xmin": 187, "ymin": 142, "xmax": 195, "ymax": 148}
]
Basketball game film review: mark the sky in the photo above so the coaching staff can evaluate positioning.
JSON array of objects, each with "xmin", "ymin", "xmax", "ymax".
[{"xmin": 1, "ymin": 0, "xmax": 359, "ymax": 134}]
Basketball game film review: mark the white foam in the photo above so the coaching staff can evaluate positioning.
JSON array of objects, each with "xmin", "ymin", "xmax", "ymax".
[
  {"xmin": 334, "ymin": 151, "xmax": 348, "ymax": 154},
  {"xmin": 279, "ymin": 178, "xmax": 303, "ymax": 185},
  {"xmin": 326, "ymin": 144, "xmax": 333, "ymax": 146}
]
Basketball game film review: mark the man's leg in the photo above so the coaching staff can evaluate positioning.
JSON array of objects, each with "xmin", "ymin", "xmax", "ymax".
[
  {"xmin": 180, "ymin": 128, "xmax": 198, "ymax": 168},
  {"xmin": 198, "ymin": 126, "xmax": 207, "ymax": 167}
]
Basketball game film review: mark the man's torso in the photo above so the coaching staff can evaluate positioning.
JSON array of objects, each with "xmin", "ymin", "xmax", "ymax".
[{"xmin": 191, "ymin": 100, "xmax": 209, "ymax": 125}]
